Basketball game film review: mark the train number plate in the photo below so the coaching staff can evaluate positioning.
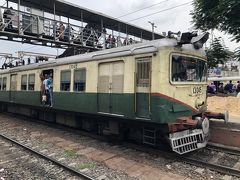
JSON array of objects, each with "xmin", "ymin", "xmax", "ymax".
[{"xmin": 191, "ymin": 86, "xmax": 203, "ymax": 95}]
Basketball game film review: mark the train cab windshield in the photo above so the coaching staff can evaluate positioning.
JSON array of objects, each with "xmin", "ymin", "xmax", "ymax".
[{"xmin": 171, "ymin": 55, "xmax": 207, "ymax": 83}]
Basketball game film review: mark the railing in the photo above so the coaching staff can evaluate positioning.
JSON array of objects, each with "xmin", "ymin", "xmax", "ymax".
[{"xmin": 0, "ymin": 6, "xmax": 141, "ymax": 50}]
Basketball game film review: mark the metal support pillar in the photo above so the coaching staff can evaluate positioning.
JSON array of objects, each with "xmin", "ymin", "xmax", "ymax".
[
  {"xmin": 53, "ymin": 1, "xmax": 56, "ymax": 41},
  {"xmin": 18, "ymin": 0, "xmax": 20, "ymax": 35},
  {"xmin": 125, "ymin": 25, "xmax": 128, "ymax": 45},
  {"xmin": 81, "ymin": 11, "xmax": 83, "ymax": 45},
  {"xmin": 101, "ymin": 18, "xmax": 105, "ymax": 49},
  {"xmin": 68, "ymin": 17, "xmax": 70, "ymax": 43},
  {"xmin": 118, "ymin": 24, "xmax": 121, "ymax": 47}
]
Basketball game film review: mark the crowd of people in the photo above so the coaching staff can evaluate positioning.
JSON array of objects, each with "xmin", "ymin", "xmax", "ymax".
[
  {"xmin": 207, "ymin": 80, "xmax": 240, "ymax": 95},
  {"xmin": 1, "ymin": 6, "xmax": 138, "ymax": 50},
  {"xmin": 105, "ymin": 34, "xmax": 135, "ymax": 49}
]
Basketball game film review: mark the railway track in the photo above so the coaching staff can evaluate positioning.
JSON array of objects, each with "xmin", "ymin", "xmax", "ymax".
[
  {"xmin": 125, "ymin": 142, "xmax": 240, "ymax": 178},
  {"xmin": 1, "ymin": 113, "xmax": 240, "ymax": 179},
  {"xmin": 0, "ymin": 133, "xmax": 94, "ymax": 180},
  {"xmin": 177, "ymin": 152, "xmax": 240, "ymax": 178},
  {"xmin": 207, "ymin": 143, "xmax": 240, "ymax": 156}
]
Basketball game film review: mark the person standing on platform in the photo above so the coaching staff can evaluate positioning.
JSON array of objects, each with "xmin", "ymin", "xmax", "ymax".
[
  {"xmin": 58, "ymin": 23, "xmax": 65, "ymax": 40},
  {"xmin": 224, "ymin": 80, "xmax": 233, "ymax": 93}
]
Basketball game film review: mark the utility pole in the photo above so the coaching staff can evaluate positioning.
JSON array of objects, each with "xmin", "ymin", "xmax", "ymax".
[{"xmin": 148, "ymin": 21, "xmax": 157, "ymax": 40}]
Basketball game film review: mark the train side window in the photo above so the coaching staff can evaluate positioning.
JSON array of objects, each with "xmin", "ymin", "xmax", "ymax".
[
  {"xmin": 136, "ymin": 59, "xmax": 150, "ymax": 87},
  {"xmin": 28, "ymin": 74, "xmax": 35, "ymax": 91},
  {"xmin": 60, "ymin": 70, "xmax": 71, "ymax": 91},
  {"xmin": 74, "ymin": 69, "xmax": 86, "ymax": 92},
  {"xmin": 2, "ymin": 77, "xmax": 7, "ymax": 91},
  {"xmin": 0, "ymin": 78, "xmax": 2, "ymax": 90},
  {"xmin": 21, "ymin": 75, "xmax": 27, "ymax": 90}
]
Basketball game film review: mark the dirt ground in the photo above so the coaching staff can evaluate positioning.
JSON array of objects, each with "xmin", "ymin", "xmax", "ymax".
[{"xmin": 207, "ymin": 96, "xmax": 240, "ymax": 120}]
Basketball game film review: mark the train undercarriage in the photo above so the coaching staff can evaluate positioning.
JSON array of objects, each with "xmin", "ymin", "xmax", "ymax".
[{"xmin": 0, "ymin": 103, "xmax": 228, "ymax": 154}]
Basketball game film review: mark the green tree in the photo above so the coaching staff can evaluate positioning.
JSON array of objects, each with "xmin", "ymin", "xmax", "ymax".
[
  {"xmin": 191, "ymin": 0, "xmax": 240, "ymax": 42},
  {"xmin": 234, "ymin": 47, "xmax": 240, "ymax": 61},
  {"xmin": 206, "ymin": 38, "xmax": 229, "ymax": 68}
]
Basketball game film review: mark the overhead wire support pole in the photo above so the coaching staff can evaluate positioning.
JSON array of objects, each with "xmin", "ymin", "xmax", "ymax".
[{"xmin": 148, "ymin": 21, "xmax": 157, "ymax": 40}]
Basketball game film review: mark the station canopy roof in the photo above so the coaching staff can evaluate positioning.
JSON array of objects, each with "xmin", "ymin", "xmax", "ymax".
[{"xmin": 8, "ymin": 0, "xmax": 164, "ymax": 40}]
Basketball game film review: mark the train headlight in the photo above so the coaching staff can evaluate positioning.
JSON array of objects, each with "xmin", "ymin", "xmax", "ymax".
[{"xmin": 201, "ymin": 118, "xmax": 209, "ymax": 135}]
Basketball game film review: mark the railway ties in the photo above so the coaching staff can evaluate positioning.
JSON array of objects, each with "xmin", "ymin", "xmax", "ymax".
[
  {"xmin": 0, "ymin": 134, "xmax": 93, "ymax": 180},
  {"xmin": 125, "ymin": 141, "xmax": 240, "ymax": 178},
  {"xmin": 2, "ymin": 113, "xmax": 240, "ymax": 179}
]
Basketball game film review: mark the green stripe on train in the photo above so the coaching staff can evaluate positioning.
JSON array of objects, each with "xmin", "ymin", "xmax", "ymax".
[{"xmin": 0, "ymin": 91, "xmax": 195, "ymax": 124}]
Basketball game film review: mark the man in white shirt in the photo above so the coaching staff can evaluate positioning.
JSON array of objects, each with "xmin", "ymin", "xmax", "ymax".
[
  {"xmin": 43, "ymin": 75, "xmax": 49, "ymax": 105},
  {"xmin": 43, "ymin": 75, "xmax": 48, "ymax": 90}
]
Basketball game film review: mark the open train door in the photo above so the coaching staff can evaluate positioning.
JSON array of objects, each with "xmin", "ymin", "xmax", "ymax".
[
  {"xmin": 135, "ymin": 57, "xmax": 151, "ymax": 118},
  {"xmin": 9, "ymin": 74, "xmax": 17, "ymax": 102}
]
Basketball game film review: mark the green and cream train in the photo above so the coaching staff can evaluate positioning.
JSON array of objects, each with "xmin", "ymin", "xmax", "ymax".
[{"xmin": 0, "ymin": 33, "xmax": 227, "ymax": 154}]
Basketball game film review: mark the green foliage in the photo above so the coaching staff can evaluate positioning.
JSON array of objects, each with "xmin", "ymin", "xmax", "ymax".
[
  {"xmin": 206, "ymin": 38, "xmax": 230, "ymax": 68},
  {"xmin": 191, "ymin": 0, "xmax": 240, "ymax": 42},
  {"xmin": 79, "ymin": 162, "xmax": 96, "ymax": 169},
  {"xmin": 63, "ymin": 150, "xmax": 79, "ymax": 158},
  {"xmin": 234, "ymin": 47, "xmax": 240, "ymax": 61}
]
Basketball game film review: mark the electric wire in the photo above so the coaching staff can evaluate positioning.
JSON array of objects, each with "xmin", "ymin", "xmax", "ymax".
[
  {"xmin": 117, "ymin": 0, "xmax": 171, "ymax": 19},
  {"xmin": 128, "ymin": 1, "xmax": 192, "ymax": 22}
]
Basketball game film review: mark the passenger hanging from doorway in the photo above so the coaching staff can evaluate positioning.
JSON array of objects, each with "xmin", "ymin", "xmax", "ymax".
[
  {"xmin": 40, "ymin": 73, "xmax": 46, "ymax": 105},
  {"xmin": 42, "ymin": 74, "xmax": 49, "ymax": 106},
  {"xmin": 47, "ymin": 75, "xmax": 53, "ymax": 107}
]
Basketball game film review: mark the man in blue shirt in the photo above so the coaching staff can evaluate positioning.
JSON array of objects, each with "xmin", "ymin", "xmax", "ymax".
[
  {"xmin": 47, "ymin": 75, "xmax": 53, "ymax": 107},
  {"xmin": 224, "ymin": 80, "xmax": 233, "ymax": 93}
]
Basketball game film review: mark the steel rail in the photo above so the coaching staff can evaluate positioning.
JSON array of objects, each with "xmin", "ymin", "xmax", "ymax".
[
  {"xmin": 0, "ymin": 133, "xmax": 94, "ymax": 180},
  {"xmin": 207, "ymin": 144, "xmax": 240, "ymax": 156},
  {"xmin": 2, "ymin": 113, "xmax": 240, "ymax": 178},
  {"xmin": 177, "ymin": 155, "xmax": 240, "ymax": 178},
  {"xmin": 124, "ymin": 143, "xmax": 240, "ymax": 178}
]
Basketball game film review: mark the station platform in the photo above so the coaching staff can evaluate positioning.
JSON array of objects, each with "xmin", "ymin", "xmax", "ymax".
[
  {"xmin": 209, "ymin": 118, "xmax": 240, "ymax": 148},
  {"xmin": 229, "ymin": 116, "xmax": 240, "ymax": 123}
]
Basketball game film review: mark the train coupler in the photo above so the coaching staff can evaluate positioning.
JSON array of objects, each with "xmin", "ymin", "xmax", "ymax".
[{"xmin": 204, "ymin": 111, "xmax": 229, "ymax": 124}]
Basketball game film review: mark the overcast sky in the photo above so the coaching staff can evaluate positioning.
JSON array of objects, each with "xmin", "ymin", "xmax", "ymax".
[{"xmin": 0, "ymin": 0, "xmax": 239, "ymax": 60}]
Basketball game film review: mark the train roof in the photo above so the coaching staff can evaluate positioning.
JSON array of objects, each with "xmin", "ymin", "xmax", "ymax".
[{"xmin": 0, "ymin": 38, "xmax": 205, "ymax": 74}]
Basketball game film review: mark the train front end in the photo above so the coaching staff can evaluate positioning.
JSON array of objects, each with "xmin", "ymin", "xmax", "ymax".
[
  {"xmin": 168, "ymin": 53, "xmax": 210, "ymax": 154},
  {"xmin": 153, "ymin": 32, "xmax": 228, "ymax": 154}
]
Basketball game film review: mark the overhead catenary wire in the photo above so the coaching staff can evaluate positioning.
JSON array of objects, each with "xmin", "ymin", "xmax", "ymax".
[
  {"xmin": 128, "ymin": 1, "xmax": 192, "ymax": 22},
  {"xmin": 117, "ymin": 0, "xmax": 171, "ymax": 19}
]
